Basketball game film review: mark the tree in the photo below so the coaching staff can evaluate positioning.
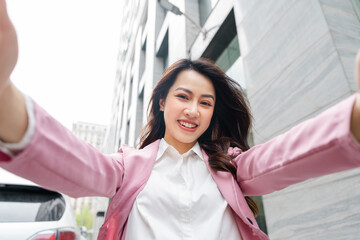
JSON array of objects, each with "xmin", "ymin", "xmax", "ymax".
[{"xmin": 76, "ymin": 204, "xmax": 93, "ymax": 230}]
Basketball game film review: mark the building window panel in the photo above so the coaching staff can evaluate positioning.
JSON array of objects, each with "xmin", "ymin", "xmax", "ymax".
[
  {"xmin": 201, "ymin": 9, "xmax": 237, "ymax": 61},
  {"xmin": 128, "ymin": 77, "xmax": 133, "ymax": 109},
  {"xmin": 135, "ymin": 88, "xmax": 144, "ymax": 146},
  {"xmin": 156, "ymin": 30, "xmax": 169, "ymax": 71},
  {"xmin": 215, "ymin": 35, "xmax": 240, "ymax": 72},
  {"xmin": 198, "ymin": 0, "xmax": 219, "ymax": 26}
]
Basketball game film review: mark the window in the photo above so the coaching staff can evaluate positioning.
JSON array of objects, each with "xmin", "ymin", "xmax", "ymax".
[
  {"xmin": 0, "ymin": 185, "xmax": 65, "ymax": 222},
  {"xmin": 215, "ymin": 34, "xmax": 240, "ymax": 72},
  {"xmin": 139, "ymin": 38, "xmax": 146, "ymax": 80},
  {"xmin": 156, "ymin": 29, "xmax": 169, "ymax": 71},
  {"xmin": 201, "ymin": 9, "xmax": 239, "ymax": 72},
  {"xmin": 128, "ymin": 77, "xmax": 133, "ymax": 109},
  {"xmin": 135, "ymin": 88, "xmax": 144, "ymax": 146},
  {"xmin": 201, "ymin": 9, "xmax": 246, "ymax": 89},
  {"xmin": 125, "ymin": 120, "xmax": 130, "ymax": 145},
  {"xmin": 198, "ymin": 0, "xmax": 219, "ymax": 26}
]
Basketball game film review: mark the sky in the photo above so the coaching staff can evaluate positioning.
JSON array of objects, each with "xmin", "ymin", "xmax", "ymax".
[{"xmin": 6, "ymin": 0, "xmax": 123, "ymax": 130}]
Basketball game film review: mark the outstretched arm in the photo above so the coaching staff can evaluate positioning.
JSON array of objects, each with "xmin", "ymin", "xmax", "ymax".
[
  {"xmin": 350, "ymin": 51, "xmax": 360, "ymax": 142},
  {"xmin": 0, "ymin": 0, "xmax": 27, "ymax": 143},
  {"xmin": 236, "ymin": 52, "xmax": 360, "ymax": 196},
  {"xmin": 0, "ymin": 1, "xmax": 124, "ymax": 198}
]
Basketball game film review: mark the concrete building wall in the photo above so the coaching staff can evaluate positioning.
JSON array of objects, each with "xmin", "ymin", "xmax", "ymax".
[
  {"xmin": 232, "ymin": 0, "xmax": 360, "ymax": 239},
  {"xmin": 104, "ymin": 0, "xmax": 360, "ymax": 239}
]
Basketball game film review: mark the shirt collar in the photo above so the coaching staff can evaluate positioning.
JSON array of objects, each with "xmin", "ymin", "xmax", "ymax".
[
  {"xmin": 156, "ymin": 138, "xmax": 204, "ymax": 161},
  {"xmin": 191, "ymin": 142, "xmax": 204, "ymax": 160},
  {"xmin": 156, "ymin": 138, "xmax": 169, "ymax": 161}
]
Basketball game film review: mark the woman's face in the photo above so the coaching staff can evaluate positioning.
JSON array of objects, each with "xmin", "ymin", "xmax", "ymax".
[{"xmin": 160, "ymin": 70, "xmax": 215, "ymax": 154}]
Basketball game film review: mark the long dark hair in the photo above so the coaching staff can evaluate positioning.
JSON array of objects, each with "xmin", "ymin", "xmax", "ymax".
[{"xmin": 139, "ymin": 58, "xmax": 258, "ymax": 216}]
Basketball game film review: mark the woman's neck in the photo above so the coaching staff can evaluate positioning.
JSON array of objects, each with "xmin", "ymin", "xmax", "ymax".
[{"xmin": 163, "ymin": 137, "xmax": 196, "ymax": 155}]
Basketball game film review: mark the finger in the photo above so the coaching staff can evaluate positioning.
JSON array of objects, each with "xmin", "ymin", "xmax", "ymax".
[
  {"xmin": 0, "ymin": 0, "xmax": 12, "ymax": 29},
  {"xmin": 0, "ymin": 0, "xmax": 18, "ymax": 86}
]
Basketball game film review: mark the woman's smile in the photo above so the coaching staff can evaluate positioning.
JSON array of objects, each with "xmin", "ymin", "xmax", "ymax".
[{"xmin": 177, "ymin": 119, "xmax": 198, "ymax": 131}]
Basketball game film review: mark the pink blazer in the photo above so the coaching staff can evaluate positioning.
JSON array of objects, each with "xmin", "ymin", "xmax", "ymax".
[{"xmin": 1, "ymin": 95, "xmax": 360, "ymax": 240}]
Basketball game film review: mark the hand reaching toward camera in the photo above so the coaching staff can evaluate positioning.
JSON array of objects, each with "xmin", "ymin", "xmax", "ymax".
[
  {"xmin": 0, "ymin": 0, "xmax": 18, "ymax": 95},
  {"xmin": 0, "ymin": 0, "xmax": 27, "ymax": 144},
  {"xmin": 351, "ymin": 51, "xmax": 360, "ymax": 143}
]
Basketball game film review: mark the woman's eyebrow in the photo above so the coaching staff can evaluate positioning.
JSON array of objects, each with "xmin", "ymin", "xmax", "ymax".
[{"xmin": 175, "ymin": 87, "xmax": 215, "ymax": 100}]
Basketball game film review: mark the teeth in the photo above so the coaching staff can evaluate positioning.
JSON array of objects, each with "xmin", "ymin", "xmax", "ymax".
[{"xmin": 179, "ymin": 121, "xmax": 197, "ymax": 128}]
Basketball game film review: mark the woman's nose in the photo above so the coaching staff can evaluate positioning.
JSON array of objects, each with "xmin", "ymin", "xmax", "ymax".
[{"xmin": 184, "ymin": 104, "xmax": 200, "ymax": 118}]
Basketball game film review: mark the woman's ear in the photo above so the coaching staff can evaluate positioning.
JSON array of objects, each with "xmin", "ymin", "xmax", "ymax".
[{"xmin": 159, "ymin": 99, "xmax": 165, "ymax": 111}]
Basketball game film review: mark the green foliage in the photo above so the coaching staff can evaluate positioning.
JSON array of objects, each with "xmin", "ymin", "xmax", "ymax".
[{"xmin": 76, "ymin": 204, "xmax": 93, "ymax": 230}]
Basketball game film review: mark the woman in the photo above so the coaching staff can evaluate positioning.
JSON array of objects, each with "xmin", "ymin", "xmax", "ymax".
[{"xmin": 0, "ymin": 1, "xmax": 360, "ymax": 239}]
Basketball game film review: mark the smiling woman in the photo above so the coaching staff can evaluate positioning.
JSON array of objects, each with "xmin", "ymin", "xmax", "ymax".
[
  {"xmin": 140, "ymin": 58, "xmax": 254, "ymax": 193},
  {"xmin": 160, "ymin": 70, "xmax": 216, "ymax": 153}
]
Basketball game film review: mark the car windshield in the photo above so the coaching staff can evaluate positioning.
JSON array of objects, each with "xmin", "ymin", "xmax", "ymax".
[{"xmin": 0, "ymin": 184, "xmax": 65, "ymax": 222}]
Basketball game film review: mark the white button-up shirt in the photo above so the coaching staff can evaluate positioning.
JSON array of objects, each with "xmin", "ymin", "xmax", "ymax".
[{"xmin": 125, "ymin": 139, "xmax": 242, "ymax": 240}]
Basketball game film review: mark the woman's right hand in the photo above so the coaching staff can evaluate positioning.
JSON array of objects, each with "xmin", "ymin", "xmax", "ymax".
[
  {"xmin": 0, "ymin": 0, "xmax": 27, "ymax": 144},
  {"xmin": 0, "ymin": 0, "xmax": 18, "ymax": 96}
]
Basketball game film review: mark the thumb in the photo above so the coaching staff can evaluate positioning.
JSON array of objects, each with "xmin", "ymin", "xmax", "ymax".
[
  {"xmin": 0, "ymin": 0, "xmax": 18, "ymax": 90},
  {"xmin": 0, "ymin": 0, "xmax": 11, "ymax": 27}
]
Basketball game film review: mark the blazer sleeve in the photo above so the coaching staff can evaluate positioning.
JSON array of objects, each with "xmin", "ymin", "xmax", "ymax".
[
  {"xmin": 0, "ymin": 99, "xmax": 124, "ymax": 198},
  {"xmin": 235, "ymin": 94, "xmax": 360, "ymax": 196}
]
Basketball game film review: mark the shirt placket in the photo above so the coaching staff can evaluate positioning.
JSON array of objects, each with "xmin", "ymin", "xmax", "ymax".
[{"xmin": 179, "ymin": 154, "xmax": 193, "ymax": 240}]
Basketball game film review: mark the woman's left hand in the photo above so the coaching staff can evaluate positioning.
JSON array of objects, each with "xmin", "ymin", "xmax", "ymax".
[{"xmin": 350, "ymin": 51, "xmax": 360, "ymax": 142}]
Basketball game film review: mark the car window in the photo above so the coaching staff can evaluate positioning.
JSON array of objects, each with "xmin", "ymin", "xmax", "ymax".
[{"xmin": 0, "ymin": 184, "xmax": 65, "ymax": 222}]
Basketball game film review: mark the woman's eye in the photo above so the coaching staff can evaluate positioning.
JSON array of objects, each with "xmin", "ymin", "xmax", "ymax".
[
  {"xmin": 177, "ymin": 95, "xmax": 188, "ymax": 100},
  {"xmin": 201, "ymin": 102, "xmax": 212, "ymax": 106}
]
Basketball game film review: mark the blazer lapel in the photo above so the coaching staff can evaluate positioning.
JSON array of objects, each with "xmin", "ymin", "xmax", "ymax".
[
  {"xmin": 201, "ymin": 149, "xmax": 258, "ymax": 228},
  {"xmin": 106, "ymin": 139, "xmax": 160, "ymax": 217}
]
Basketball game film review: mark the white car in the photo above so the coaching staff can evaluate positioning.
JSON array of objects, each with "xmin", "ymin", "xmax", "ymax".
[{"xmin": 0, "ymin": 168, "xmax": 82, "ymax": 240}]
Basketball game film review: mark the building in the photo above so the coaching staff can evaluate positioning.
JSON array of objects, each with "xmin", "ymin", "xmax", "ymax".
[
  {"xmin": 103, "ymin": 0, "xmax": 360, "ymax": 239},
  {"xmin": 70, "ymin": 121, "xmax": 109, "ymax": 238},
  {"xmin": 72, "ymin": 121, "xmax": 107, "ymax": 152}
]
